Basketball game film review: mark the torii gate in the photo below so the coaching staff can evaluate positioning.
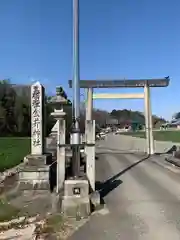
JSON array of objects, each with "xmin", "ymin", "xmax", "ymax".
[{"xmin": 69, "ymin": 78, "xmax": 170, "ymax": 190}]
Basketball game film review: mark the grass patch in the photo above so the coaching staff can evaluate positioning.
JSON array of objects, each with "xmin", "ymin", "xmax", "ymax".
[
  {"xmin": 0, "ymin": 137, "xmax": 30, "ymax": 172},
  {"xmin": 122, "ymin": 131, "xmax": 146, "ymax": 139},
  {"xmin": 122, "ymin": 130, "xmax": 180, "ymax": 142},
  {"xmin": 0, "ymin": 198, "xmax": 20, "ymax": 222},
  {"xmin": 43, "ymin": 214, "xmax": 65, "ymax": 233}
]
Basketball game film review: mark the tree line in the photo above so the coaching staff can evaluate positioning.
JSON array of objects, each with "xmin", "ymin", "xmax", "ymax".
[{"xmin": 0, "ymin": 80, "xmax": 166, "ymax": 137}]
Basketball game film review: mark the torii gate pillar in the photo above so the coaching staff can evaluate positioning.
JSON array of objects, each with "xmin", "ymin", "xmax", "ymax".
[
  {"xmin": 144, "ymin": 84, "xmax": 154, "ymax": 155},
  {"xmin": 85, "ymin": 88, "xmax": 95, "ymax": 191},
  {"xmin": 86, "ymin": 88, "xmax": 93, "ymax": 120}
]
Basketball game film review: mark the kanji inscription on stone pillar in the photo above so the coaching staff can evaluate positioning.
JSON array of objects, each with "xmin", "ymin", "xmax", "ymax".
[{"xmin": 31, "ymin": 81, "xmax": 44, "ymax": 155}]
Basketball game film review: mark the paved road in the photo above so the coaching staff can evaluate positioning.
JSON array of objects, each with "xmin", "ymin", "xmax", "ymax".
[{"xmin": 70, "ymin": 144, "xmax": 180, "ymax": 240}]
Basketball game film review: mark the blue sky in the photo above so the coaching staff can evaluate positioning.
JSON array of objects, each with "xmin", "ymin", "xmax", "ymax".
[{"xmin": 0, "ymin": 0, "xmax": 179, "ymax": 120}]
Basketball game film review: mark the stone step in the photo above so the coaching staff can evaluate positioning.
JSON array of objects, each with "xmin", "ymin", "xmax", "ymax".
[
  {"xmin": 17, "ymin": 180, "xmax": 50, "ymax": 191},
  {"xmin": 24, "ymin": 153, "xmax": 52, "ymax": 165},
  {"xmin": 19, "ymin": 165, "xmax": 49, "ymax": 172}
]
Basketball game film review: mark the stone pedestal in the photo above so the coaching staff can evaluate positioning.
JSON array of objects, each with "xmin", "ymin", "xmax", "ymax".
[
  {"xmin": 18, "ymin": 166, "xmax": 49, "ymax": 190},
  {"xmin": 18, "ymin": 154, "xmax": 52, "ymax": 190},
  {"xmin": 61, "ymin": 179, "xmax": 90, "ymax": 218}
]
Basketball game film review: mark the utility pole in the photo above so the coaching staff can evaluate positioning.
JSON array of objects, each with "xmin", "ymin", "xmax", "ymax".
[{"xmin": 72, "ymin": 0, "xmax": 80, "ymax": 177}]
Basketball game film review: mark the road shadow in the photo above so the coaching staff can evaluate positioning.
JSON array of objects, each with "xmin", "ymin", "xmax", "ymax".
[
  {"xmin": 95, "ymin": 154, "xmax": 150, "ymax": 202},
  {"xmin": 95, "ymin": 150, "xmax": 146, "ymax": 160},
  {"xmin": 95, "ymin": 179, "xmax": 122, "ymax": 199}
]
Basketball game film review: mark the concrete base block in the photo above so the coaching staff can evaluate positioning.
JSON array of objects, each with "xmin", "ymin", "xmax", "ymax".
[
  {"xmin": 61, "ymin": 179, "xmax": 90, "ymax": 218},
  {"xmin": 18, "ymin": 165, "xmax": 50, "ymax": 190},
  {"xmin": 61, "ymin": 196, "xmax": 90, "ymax": 218},
  {"xmin": 64, "ymin": 179, "xmax": 89, "ymax": 197}
]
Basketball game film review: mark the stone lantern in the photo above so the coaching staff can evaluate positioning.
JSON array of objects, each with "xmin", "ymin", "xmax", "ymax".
[
  {"xmin": 49, "ymin": 87, "xmax": 68, "ymax": 139},
  {"xmin": 49, "ymin": 86, "xmax": 69, "ymax": 193}
]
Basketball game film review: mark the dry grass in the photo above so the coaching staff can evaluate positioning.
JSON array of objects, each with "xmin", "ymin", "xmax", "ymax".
[{"xmin": 35, "ymin": 214, "xmax": 74, "ymax": 239}]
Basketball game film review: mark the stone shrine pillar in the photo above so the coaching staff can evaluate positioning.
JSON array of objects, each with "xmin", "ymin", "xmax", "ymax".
[
  {"xmin": 27, "ymin": 81, "xmax": 51, "ymax": 164},
  {"xmin": 18, "ymin": 81, "xmax": 52, "ymax": 191},
  {"xmin": 31, "ymin": 82, "xmax": 45, "ymax": 155}
]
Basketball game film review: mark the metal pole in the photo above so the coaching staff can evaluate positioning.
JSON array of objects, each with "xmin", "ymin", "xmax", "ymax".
[{"xmin": 72, "ymin": 0, "xmax": 80, "ymax": 177}]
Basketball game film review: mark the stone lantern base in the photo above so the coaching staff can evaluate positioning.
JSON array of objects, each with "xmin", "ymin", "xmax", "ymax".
[{"xmin": 61, "ymin": 179, "xmax": 91, "ymax": 218}]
